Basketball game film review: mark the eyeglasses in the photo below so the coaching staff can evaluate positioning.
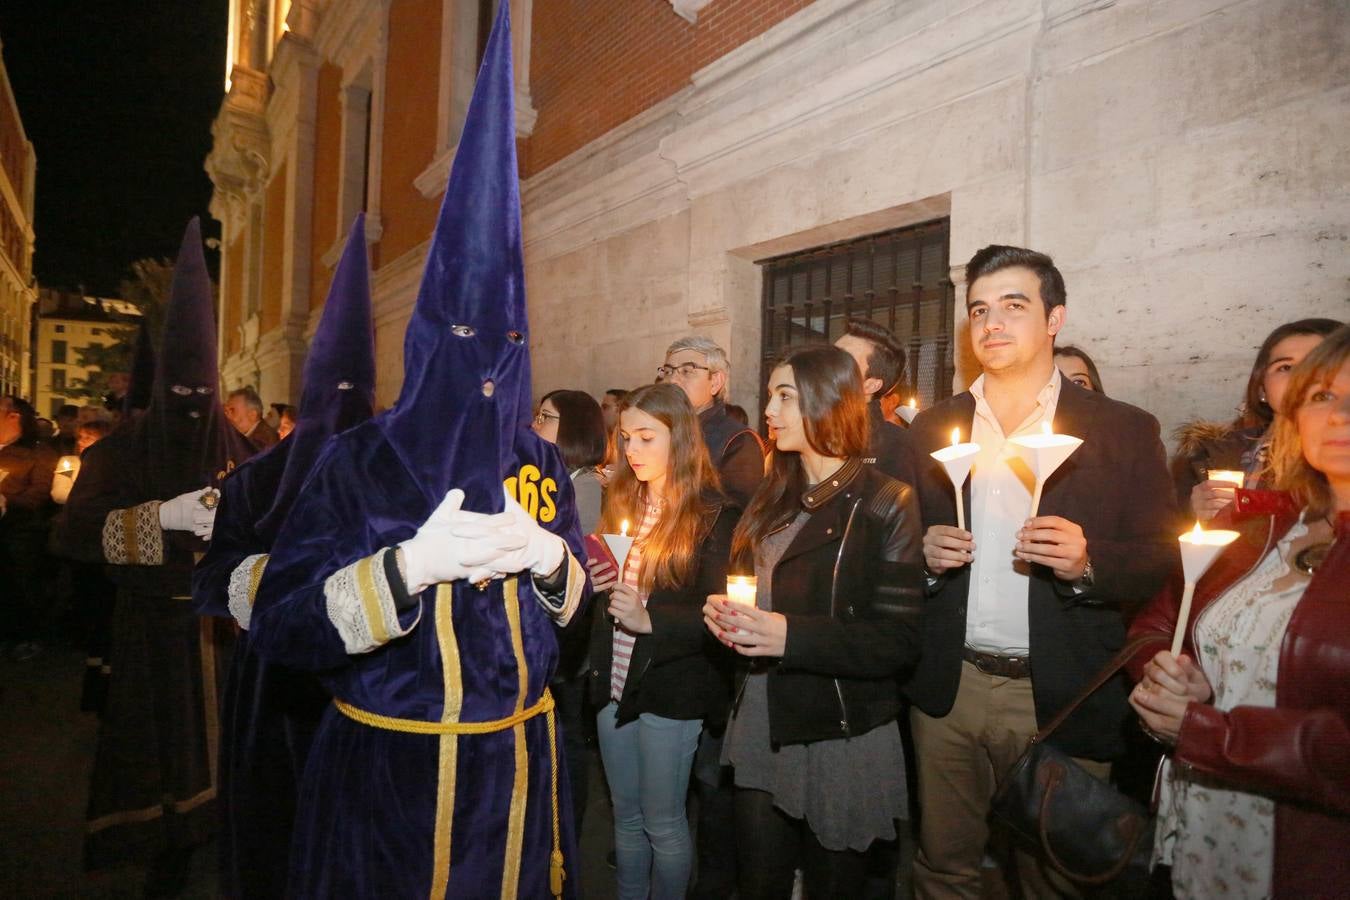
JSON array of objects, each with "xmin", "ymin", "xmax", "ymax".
[
  {"xmin": 656, "ymin": 362, "xmax": 711, "ymax": 379},
  {"xmin": 533, "ymin": 410, "xmax": 560, "ymax": 425}
]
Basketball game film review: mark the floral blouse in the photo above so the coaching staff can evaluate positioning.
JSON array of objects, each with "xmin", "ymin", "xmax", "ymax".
[{"xmin": 1153, "ymin": 516, "xmax": 1310, "ymax": 899}]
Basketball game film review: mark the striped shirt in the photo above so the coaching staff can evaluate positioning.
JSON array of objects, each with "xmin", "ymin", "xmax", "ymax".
[{"xmin": 610, "ymin": 500, "xmax": 662, "ymax": 701}]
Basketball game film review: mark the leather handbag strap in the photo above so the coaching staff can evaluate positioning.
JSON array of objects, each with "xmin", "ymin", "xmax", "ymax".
[{"xmin": 1033, "ymin": 634, "xmax": 1169, "ymax": 744}]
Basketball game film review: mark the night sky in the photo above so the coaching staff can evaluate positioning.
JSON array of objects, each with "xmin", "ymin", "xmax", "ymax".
[{"xmin": 0, "ymin": 2, "xmax": 226, "ymax": 295}]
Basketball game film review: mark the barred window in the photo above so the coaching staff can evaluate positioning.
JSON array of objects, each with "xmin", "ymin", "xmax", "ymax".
[{"xmin": 758, "ymin": 218, "xmax": 954, "ymax": 411}]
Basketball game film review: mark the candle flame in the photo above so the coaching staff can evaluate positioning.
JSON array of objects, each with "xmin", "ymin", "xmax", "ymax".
[
  {"xmin": 1192, "ymin": 521, "xmax": 1202, "ymax": 537},
  {"xmin": 620, "ymin": 519, "xmax": 630, "ymax": 537},
  {"xmin": 907, "ymin": 397, "xmax": 917, "ymax": 409},
  {"xmin": 1041, "ymin": 421, "xmax": 1053, "ymax": 436},
  {"xmin": 951, "ymin": 427, "xmax": 960, "ymax": 447}
]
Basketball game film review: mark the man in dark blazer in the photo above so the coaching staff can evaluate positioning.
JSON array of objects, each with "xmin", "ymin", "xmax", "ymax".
[
  {"xmin": 898, "ymin": 245, "xmax": 1179, "ymax": 899},
  {"xmin": 836, "ymin": 317, "xmax": 911, "ymax": 481}
]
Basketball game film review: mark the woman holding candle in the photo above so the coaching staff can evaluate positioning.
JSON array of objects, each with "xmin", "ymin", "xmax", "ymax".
[
  {"xmin": 702, "ymin": 345, "xmax": 924, "ymax": 899},
  {"xmin": 1173, "ymin": 317, "xmax": 1340, "ymax": 522},
  {"xmin": 1128, "ymin": 325, "xmax": 1350, "ymax": 899},
  {"xmin": 586, "ymin": 383, "xmax": 738, "ymax": 900}
]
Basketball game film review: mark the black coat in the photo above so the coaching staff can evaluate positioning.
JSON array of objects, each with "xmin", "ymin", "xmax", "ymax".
[
  {"xmin": 896, "ymin": 380, "xmax": 1181, "ymax": 760},
  {"xmin": 741, "ymin": 460, "xmax": 925, "ymax": 746},
  {"xmin": 588, "ymin": 501, "xmax": 739, "ymax": 725},
  {"xmin": 864, "ymin": 400, "xmax": 911, "ymax": 483}
]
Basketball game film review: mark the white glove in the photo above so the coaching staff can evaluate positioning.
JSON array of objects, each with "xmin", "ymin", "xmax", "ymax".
[
  {"xmin": 399, "ymin": 489, "xmax": 527, "ymax": 595},
  {"xmin": 485, "ymin": 489, "xmax": 567, "ymax": 578},
  {"xmin": 158, "ymin": 487, "xmax": 217, "ymax": 539}
]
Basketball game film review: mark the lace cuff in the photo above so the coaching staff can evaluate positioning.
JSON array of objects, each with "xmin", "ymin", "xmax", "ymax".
[
  {"xmin": 101, "ymin": 501, "xmax": 164, "ymax": 565},
  {"xmin": 227, "ymin": 553, "xmax": 269, "ymax": 630},
  {"xmin": 324, "ymin": 548, "xmax": 422, "ymax": 654}
]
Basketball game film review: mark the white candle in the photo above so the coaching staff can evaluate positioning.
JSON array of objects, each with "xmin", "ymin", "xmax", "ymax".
[
  {"xmin": 602, "ymin": 520, "xmax": 635, "ymax": 579},
  {"xmin": 726, "ymin": 575, "xmax": 757, "ymax": 606},
  {"xmin": 1171, "ymin": 521, "xmax": 1240, "ymax": 656},
  {"xmin": 931, "ymin": 427, "xmax": 980, "ymax": 532},
  {"xmin": 1008, "ymin": 421, "xmax": 1083, "ymax": 518}
]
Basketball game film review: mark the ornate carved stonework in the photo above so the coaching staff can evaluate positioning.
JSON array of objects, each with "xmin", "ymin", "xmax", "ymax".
[{"xmin": 206, "ymin": 66, "xmax": 271, "ymax": 236}]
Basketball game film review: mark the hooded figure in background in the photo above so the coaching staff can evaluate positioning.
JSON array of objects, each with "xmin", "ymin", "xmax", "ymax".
[
  {"xmin": 192, "ymin": 215, "xmax": 376, "ymax": 899},
  {"xmin": 53, "ymin": 218, "xmax": 254, "ymax": 890},
  {"xmin": 250, "ymin": 7, "xmax": 588, "ymax": 897},
  {"xmin": 70, "ymin": 315, "xmax": 159, "ymax": 715}
]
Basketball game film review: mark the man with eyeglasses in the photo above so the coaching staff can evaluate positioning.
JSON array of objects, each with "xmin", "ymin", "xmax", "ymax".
[
  {"xmin": 660, "ymin": 335, "xmax": 764, "ymax": 900},
  {"xmin": 660, "ymin": 336, "xmax": 764, "ymax": 509}
]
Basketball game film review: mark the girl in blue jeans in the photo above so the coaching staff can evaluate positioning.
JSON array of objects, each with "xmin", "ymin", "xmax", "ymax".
[{"xmin": 586, "ymin": 384, "xmax": 738, "ymax": 900}]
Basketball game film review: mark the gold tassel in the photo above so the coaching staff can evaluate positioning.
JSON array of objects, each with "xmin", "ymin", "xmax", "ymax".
[{"xmin": 550, "ymin": 850, "xmax": 565, "ymax": 897}]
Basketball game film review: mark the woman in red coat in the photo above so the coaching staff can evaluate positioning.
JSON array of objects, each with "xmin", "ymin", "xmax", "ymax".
[{"xmin": 1129, "ymin": 324, "xmax": 1350, "ymax": 899}]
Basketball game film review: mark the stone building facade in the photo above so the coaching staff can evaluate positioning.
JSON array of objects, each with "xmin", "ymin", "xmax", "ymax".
[
  {"xmin": 32, "ymin": 290, "xmax": 141, "ymax": 418},
  {"xmin": 0, "ymin": 36, "xmax": 36, "ymax": 401},
  {"xmin": 208, "ymin": 0, "xmax": 1350, "ymax": 441}
]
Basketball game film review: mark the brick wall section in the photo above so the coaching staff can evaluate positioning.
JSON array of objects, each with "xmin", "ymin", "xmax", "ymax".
[
  {"xmin": 310, "ymin": 62, "xmax": 343, "ymax": 310},
  {"xmin": 261, "ymin": 161, "xmax": 288, "ymax": 333},
  {"xmin": 524, "ymin": 0, "xmax": 816, "ymax": 176},
  {"xmin": 377, "ymin": 0, "xmax": 443, "ymax": 266}
]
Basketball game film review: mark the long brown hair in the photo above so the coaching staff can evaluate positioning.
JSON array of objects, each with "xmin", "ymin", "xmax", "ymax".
[
  {"xmin": 732, "ymin": 345, "xmax": 868, "ymax": 561},
  {"xmin": 1240, "ymin": 318, "xmax": 1342, "ymax": 429},
  {"xmin": 601, "ymin": 383, "xmax": 722, "ymax": 591},
  {"xmin": 1268, "ymin": 324, "xmax": 1350, "ymax": 519}
]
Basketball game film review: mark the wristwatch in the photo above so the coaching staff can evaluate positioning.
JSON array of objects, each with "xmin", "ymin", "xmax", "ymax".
[{"xmin": 1077, "ymin": 556, "xmax": 1095, "ymax": 588}]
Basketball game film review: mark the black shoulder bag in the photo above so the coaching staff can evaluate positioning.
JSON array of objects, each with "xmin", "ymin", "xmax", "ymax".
[{"xmin": 989, "ymin": 634, "xmax": 1168, "ymax": 891}]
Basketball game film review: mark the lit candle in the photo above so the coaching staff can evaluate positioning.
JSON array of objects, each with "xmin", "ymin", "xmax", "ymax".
[
  {"xmin": 51, "ymin": 456, "xmax": 81, "ymax": 504},
  {"xmin": 1008, "ymin": 420, "xmax": 1083, "ymax": 518},
  {"xmin": 726, "ymin": 575, "xmax": 757, "ymax": 606},
  {"xmin": 931, "ymin": 427, "xmax": 980, "ymax": 532},
  {"xmin": 1208, "ymin": 469, "xmax": 1245, "ymax": 489},
  {"xmin": 897, "ymin": 397, "xmax": 920, "ymax": 424},
  {"xmin": 1171, "ymin": 521, "xmax": 1240, "ymax": 656},
  {"xmin": 909, "ymin": 397, "xmax": 918, "ymax": 410},
  {"xmin": 602, "ymin": 520, "xmax": 636, "ymax": 578}
]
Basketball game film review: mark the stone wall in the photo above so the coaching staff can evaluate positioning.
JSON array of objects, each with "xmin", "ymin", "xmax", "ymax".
[{"xmin": 522, "ymin": 0, "xmax": 1350, "ymax": 446}]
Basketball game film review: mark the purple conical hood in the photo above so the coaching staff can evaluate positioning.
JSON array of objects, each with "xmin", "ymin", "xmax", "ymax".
[
  {"xmin": 256, "ymin": 214, "xmax": 375, "ymax": 540},
  {"xmin": 134, "ymin": 217, "xmax": 254, "ymax": 499},
  {"xmin": 378, "ymin": 1, "xmax": 530, "ymax": 514}
]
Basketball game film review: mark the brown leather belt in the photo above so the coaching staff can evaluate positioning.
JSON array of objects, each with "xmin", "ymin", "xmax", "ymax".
[{"xmin": 963, "ymin": 648, "xmax": 1032, "ymax": 679}]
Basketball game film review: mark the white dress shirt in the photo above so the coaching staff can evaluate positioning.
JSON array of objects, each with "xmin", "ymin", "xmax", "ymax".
[{"xmin": 964, "ymin": 368, "xmax": 1064, "ymax": 656}]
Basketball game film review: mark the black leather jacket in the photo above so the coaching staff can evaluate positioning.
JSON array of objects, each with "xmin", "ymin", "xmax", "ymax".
[{"xmin": 735, "ymin": 459, "xmax": 924, "ymax": 745}]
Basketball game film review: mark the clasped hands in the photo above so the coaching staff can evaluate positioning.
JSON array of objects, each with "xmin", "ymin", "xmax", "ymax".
[
  {"xmin": 1130, "ymin": 650, "xmax": 1213, "ymax": 744},
  {"xmin": 399, "ymin": 488, "xmax": 565, "ymax": 595},
  {"xmin": 923, "ymin": 515, "xmax": 1089, "ymax": 582}
]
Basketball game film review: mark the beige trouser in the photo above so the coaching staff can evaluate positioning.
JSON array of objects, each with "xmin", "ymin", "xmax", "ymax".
[{"xmin": 911, "ymin": 660, "xmax": 1111, "ymax": 900}]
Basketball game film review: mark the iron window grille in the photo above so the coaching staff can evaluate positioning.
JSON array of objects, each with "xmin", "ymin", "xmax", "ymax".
[{"xmin": 758, "ymin": 218, "xmax": 955, "ymax": 420}]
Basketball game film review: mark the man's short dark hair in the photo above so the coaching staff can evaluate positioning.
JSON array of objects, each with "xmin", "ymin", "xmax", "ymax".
[
  {"xmin": 56, "ymin": 404, "xmax": 79, "ymax": 421},
  {"xmin": 604, "ymin": 389, "xmax": 628, "ymax": 401},
  {"xmin": 965, "ymin": 244, "xmax": 1067, "ymax": 315},
  {"xmin": 227, "ymin": 386, "xmax": 264, "ymax": 414},
  {"xmin": 844, "ymin": 318, "xmax": 907, "ymax": 396}
]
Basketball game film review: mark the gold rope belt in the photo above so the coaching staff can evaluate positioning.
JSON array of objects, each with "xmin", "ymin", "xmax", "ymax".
[{"xmin": 333, "ymin": 689, "xmax": 566, "ymax": 896}]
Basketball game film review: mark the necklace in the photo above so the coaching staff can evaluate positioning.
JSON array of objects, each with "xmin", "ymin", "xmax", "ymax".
[{"xmin": 1293, "ymin": 515, "xmax": 1337, "ymax": 576}]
